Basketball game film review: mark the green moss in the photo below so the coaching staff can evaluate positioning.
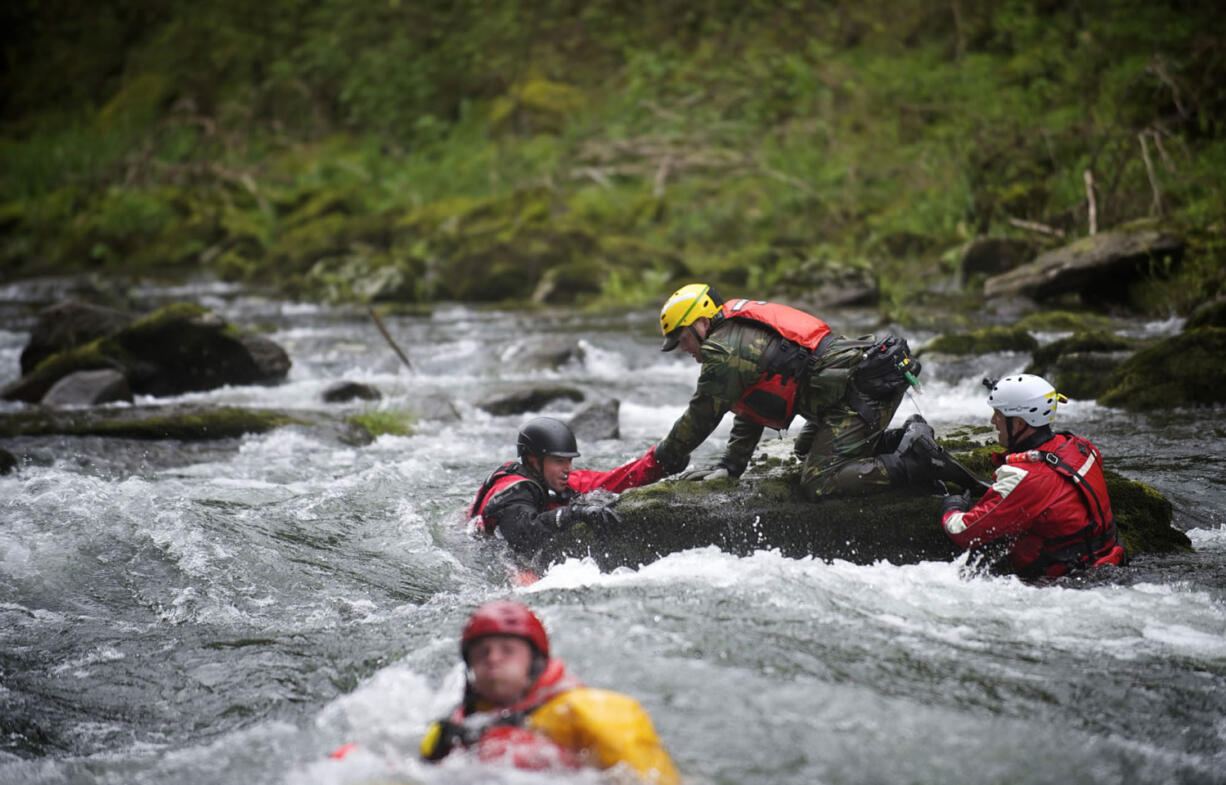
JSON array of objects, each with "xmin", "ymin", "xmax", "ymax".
[
  {"xmin": 1099, "ymin": 327, "xmax": 1226, "ymax": 410},
  {"xmin": 0, "ymin": 406, "xmax": 305, "ymax": 440},
  {"xmin": 1105, "ymin": 470, "xmax": 1191, "ymax": 554},
  {"xmin": 347, "ymin": 409, "xmax": 416, "ymax": 438},
  {"xmin": 1025, "ymin": 331, "xmax": 1143, "ymax": 399},
  {"xmin": 1015, "ymin": 311, "xmax": 1119, "ymax": 333},
  {"xmin": 921, "ymin": 326, "xmax": 1039, "ymax": 356}
]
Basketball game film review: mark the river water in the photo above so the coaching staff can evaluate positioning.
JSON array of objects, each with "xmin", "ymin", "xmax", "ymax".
[{"xmin": 1, "ymin": 281, "xmax": 1224, "ymax": 785}]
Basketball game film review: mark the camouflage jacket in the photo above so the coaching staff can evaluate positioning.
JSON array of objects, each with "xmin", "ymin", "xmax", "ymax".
[{"xmin": 654, "ymin": 319, "xmax": 862, "ymax": 475}]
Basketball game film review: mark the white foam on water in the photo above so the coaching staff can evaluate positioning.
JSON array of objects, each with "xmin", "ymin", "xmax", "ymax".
[{"xmin": 525, "ymin": 547, "xmax": 1226, "ymax": 663}]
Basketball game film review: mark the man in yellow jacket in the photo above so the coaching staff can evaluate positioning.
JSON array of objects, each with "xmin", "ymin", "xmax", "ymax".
[{"xmin": 420, "ymin": 600, "xmax": 680, "ymax": 784}]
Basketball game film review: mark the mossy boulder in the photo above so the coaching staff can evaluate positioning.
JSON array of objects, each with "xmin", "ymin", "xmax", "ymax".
[
  {"xmin": 1014, "ymin": 310, "xmax": 1119, "ymax": 334},
  {"xmin": 1184, "ymin": 296, "xmax": 1226, "ymax": 330},
  {"xmin": 1098, "ymin": 326, "xmax": 1226, "ymax": 410},
  {"xmin": 19, "ymin": 299, "xmax": 132, "ymax": 374},
  {"xmin": 536, "ymin": 454, "xmax": 1188, "ymax": 572},
  {"xmin": 1025, "ymin": 331, "xmax": 1143, "ymax": 400},
  {"xmin": 2, "ymin": 302, "xmax": 291, "ymax": 403},
  {"xmin": 919, "ymin": 326, "xmax": 1039, "ymax": 356},
  {"xmin": 0, "ymin": 404, "xmax": 321, "ymax": 441},
  {"xmin": 983, "ymin": 229, "xmax": 1184, "ymax": 310},
  {"xmin": 958, "ymin": 236, "xmax": 1037, "ymax": 286}
]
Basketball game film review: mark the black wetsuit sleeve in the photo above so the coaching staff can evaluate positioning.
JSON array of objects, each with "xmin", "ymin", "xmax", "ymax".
[{"xmin": 482, "ymin": 481, "xmax": 563, "ymax": 553}]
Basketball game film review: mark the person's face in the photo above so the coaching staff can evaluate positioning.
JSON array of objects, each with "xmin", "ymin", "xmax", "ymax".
[
  {"xmin": 467, "ymin": 635, "xmax": 535, "ymax": 706},
  {"xmin": 677, "ymin": 318, "xmax": 709, "ymax": 363},
  {"xmin": 541, "ymin": 455, "xmax": 573, "ymax": 493},
  {"xmin": 992, "ymin": 409, "xmax": 1021, "ymax": 447}
]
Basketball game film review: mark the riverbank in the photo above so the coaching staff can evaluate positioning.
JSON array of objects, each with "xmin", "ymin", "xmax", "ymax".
[{"xmin": 3, "ymin": 2, "xmax": 1223, "ymax": 319}]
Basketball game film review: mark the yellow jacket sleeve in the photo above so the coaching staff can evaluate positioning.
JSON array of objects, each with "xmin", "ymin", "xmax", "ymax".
[{"xmin": 528, "ymin": 687, "xmax": 680, "ymax": 785}]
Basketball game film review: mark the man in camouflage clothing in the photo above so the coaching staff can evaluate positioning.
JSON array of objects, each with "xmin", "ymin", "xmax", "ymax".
[{"xmin": 653, "ymin": 284, "xmax": 966, "ymax": 499}]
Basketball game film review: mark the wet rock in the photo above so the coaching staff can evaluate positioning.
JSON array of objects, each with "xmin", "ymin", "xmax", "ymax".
[
  {"xmin": 1025, "ymin": 331, "xmax": 1142, "ymax": 400},
  {"xmin": 569, "ymin": 399, "xmax": 619, "ymax": 442},
  {"xmin": 20, "ymin": 299, "xmax": 132, "ymax": 374},
  {"xmin": 918, "ymin": 326, "xmax": 1039, "ymax": 356},
  {"xmin": 958, "ymin": 237, "xmax": 1037, "ymax": 286},
  {"xmin": 41, "ymin": 369, "xmax": 133, "ymax": 407},
  {"xmin": 1098, "ymin": 326, "xmax": 1226, "ymax": 410},
  {"xmin": 0, "ymin": 447, "xmax": 16, "ymax": 474},
  {"xmin": 1184, "ymin": 296, "xmax": 1226, "ymax": 330},
  {"xmin": 475, "ymin": 385, "xmax": 585, "ymax": 416},
  {"xmin": 2, "ymin": 303, "xmax": 292, "ymax": 403},
  {"xmin": 983, "ymin": 229, "xmax": 1183, "ymax": 308},
  {"xmin": 1014, "ymin": 309, "xmax": 1119, "ymax": 334},
  {"xmin": 500, "ymin": 336, "xmax": 585, "ymax": 370},
  {"xmin": 539, "ymin": 453, "xmax": 1189, "ymax": 572},
  {"xmin": 0, "ymin": 404, "xmax": 372, "ymax": 444},
  {"xmin": 774, "ymin": 258, "xmax": 879, "ymax": 307},
  {"xmin": 322, "ymin": 381, "xmax": 382, "ymax": 403},
  {"xmin": 409, "ymin": 393, "xmax": 461, "ymax": 423}
]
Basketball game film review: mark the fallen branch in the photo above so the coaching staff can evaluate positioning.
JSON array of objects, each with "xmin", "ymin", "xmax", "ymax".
[
  {"xmin": 1007, "ymin": 217, "xmax": 1065, "ymax": 239},
  {"xmin": 368, "ymin": 307, "xmax": 414, "ymax": 373}
]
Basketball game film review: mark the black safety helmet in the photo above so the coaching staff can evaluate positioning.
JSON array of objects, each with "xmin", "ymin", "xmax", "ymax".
[{"xmin": 516, "ymin": 417, "xmax": 580, "ymax": 461}]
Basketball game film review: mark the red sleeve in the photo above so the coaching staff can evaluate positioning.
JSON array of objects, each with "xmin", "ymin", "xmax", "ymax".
[
  {"xmin": 566, "ymin": 446, "xmax": 666, "ymax": 495},
  {"xmin": 940, "ymin": 462, "xmax": 1060, "ymax": 549}
]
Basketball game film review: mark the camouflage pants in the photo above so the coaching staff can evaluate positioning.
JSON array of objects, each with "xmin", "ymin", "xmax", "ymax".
[{"xmin": 793, "ymin": 337, "xmax": 907, "ymax": 499}]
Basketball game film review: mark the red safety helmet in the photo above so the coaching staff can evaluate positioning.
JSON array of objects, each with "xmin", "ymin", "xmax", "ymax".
[{"xmin": 461, "ymin": 600, "xmax": 550, "ymax": 662}]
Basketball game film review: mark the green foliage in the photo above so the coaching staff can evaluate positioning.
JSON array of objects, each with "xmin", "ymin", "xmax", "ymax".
[
  {"xmin": 347, "ymin": 409, "xmax": 415, "ymax": 438},
  {"xmin": 2, "ymin": 0, "xmax": 1223, "ymax": 312}
]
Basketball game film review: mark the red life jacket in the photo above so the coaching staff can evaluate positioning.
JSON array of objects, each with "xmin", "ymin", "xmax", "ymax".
[
  {"xmin": 719, "ymin": 299, "xmax": 832, "ymax": 428},
  {"xmin": 469, "ymin": 449, "xmax": 666, "ymax": 535},
  {"xmin": 451, "ymin": 658, "xmax": 585, "ymax": 771},
  {"xmin": 1000, "ymin": 432, "xmax": 1127, "ymax": 577}
]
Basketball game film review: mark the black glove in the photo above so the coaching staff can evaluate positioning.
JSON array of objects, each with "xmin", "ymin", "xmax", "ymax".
[
  {"xmin": 554, "ymin": 502, "xmax": 622, "ymax": 534},
  {"xmin": 939, "ymin": 491, "xmax": 973, "ymax": 517}
]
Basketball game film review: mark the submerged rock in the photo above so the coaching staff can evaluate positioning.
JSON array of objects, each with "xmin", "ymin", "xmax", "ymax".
[
  {"xmin": 0, "ymin": 446, "xmax": 16, "ymax": 474},
  {"xmin": 537, "ymin": 454, "xmax": 1189, "ymax": 572},
  {"xmin": 2, "ymin": 302, "xmax": 291, "ymax": 403},
  {"xmin": 1098, "ymin": 326, "xmax": 1226, "ymax": 410}
]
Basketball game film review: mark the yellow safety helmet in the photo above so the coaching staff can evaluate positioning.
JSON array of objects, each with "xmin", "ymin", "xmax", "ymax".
[{"xmin": 659, "ymin": 283, "xmax": 722, "ymax": 351}]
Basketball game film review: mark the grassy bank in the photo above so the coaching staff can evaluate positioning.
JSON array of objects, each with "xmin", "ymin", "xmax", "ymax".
[{"xmin": 2, "ymin": 1, "xmax": 1223, "ymax": 314}]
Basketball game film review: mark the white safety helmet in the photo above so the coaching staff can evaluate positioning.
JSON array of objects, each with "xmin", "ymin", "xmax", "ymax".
[{"xmin": 986, "ymin": 374, "xmax": 1067, "ymax": 427}]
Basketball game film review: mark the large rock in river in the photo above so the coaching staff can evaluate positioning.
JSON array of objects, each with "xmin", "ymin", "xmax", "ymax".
[
  {"xmin": 1098, "ymin": 326, "xmax": 1226, "ymax": 410},
  {"xmin": 536, "ymin": 452, "xmax": 1190, "ymax": 573},
  {"xmin": 2, "ymin": 303, "xmax": 291, "ymax": 403},
  {"xmin": 983, "ymin": 229, "xmax": 1183, "ymax": 309},
  {"xmin": 20, "ymin": 299, "xmax": 132, "ymax": 374}
]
